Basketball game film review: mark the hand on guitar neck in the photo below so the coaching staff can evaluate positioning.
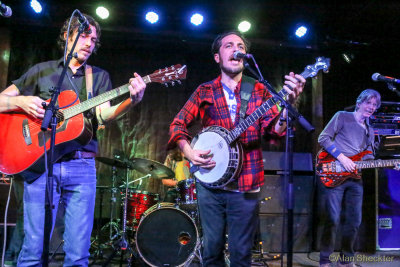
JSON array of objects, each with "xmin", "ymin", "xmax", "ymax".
[
  {"xmin": 337, "ymin": 153, "xmax": 356, "ymax": 172},
  {"xmin": 177, "ymin": 139, "xmax": 216, "ymax": 169}
]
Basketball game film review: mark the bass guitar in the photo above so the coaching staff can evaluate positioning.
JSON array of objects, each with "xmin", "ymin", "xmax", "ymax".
[
  {"xmin": 0, "ymin": 64, "xmax": 187, "ymax": 181},
  {"xmin": 316, "ymin": 150, "xmax": 400, "ymax": 187},
  {"xmin": 190, "ymin": 57, "xmax": 330, "ymax": 188}
]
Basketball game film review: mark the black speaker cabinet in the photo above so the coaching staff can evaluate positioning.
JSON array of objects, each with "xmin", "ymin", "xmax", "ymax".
[
  {"xmin": 258, "ymin": 214, "xmax": 312, "ymax": 252},
  {"xmin": 259, "ymin": 175, "xmax": 315, "ymax": 214}
]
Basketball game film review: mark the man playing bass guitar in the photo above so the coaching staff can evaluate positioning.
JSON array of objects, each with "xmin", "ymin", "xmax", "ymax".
[{"xmin": 317, "ymin": 89, "xmax": 381, "ymax": 267}]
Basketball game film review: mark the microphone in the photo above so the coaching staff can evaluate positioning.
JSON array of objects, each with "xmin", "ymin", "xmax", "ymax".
[
  {"xmin": 233, "ymin": 51, "xmax": 251, "ymax": 60},
  {"xmin": 0, "ymin": 1, "xmax": 12, "ymax": 18},
  {"xmin": 75, "ymin": 10, "xmax": 91, "ymax": 33},
  {"xmin": 372, "ymin": 73, "xmax": 400, "ymax": 84}
]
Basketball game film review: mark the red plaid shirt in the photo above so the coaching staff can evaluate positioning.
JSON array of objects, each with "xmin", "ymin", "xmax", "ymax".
[{"xmin": 168, "ymin": 75, "xmax": 282, "ymax": 191}]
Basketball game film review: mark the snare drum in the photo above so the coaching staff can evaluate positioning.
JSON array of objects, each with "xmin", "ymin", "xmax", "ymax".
[
  {"xmin": 126, "ymin": 189, "xmax": 159, "ymax": 227},
  {"xmin": 176, "ymin": 179, "xmax": 197, "ymax": 210},
  {"xmin": 136, "ymin": 203, "xmax": 199, "ymax": 267}
]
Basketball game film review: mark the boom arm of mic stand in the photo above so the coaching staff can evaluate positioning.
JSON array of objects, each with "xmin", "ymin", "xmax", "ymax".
[{"xmin": 243, "ymin": 63, "xmax": 315, "ymax": 133}]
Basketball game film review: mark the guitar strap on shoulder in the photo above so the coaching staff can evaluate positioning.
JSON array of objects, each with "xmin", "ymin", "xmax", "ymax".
[
  {"xmin": 239, "ymin": 75, "xmax": 256, "ymax": 122},
  {"xmin": 85, "ymin": 64, "xmax": 93, "ymax": 100}
]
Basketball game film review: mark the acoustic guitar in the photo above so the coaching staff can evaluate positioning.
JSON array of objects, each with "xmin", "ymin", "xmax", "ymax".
[{"xmin": 0, "ymin": 64, "xmax": 187, "ymax": 181}]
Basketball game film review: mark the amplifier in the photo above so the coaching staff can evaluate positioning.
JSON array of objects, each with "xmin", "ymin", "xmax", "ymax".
[
  {"xmin": 259, "ymin": 175, "xmax": 315, "ymax": 214},
  {"xmin": 258, "ymin": 214, "xmax": 312, "ymax": 252}
]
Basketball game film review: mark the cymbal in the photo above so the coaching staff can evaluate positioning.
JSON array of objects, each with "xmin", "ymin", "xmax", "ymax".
[
  {"xmin": 96, "ymin": 157, "xmax": 131, "ymax": 168},
  {"xmin": 96, "ymin": 157, "xmax": 174, "ymax": 179},
  {"xmin": 131, "ymin": 158, "xmax": 174, "ymax": 179}
]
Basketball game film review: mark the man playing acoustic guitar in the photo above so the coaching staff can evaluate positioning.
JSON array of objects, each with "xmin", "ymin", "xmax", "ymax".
[
  {"xmin": 317, "ymin": 89, "xmax": 381, "ymax": 267},
  {"xmin": 0, "ymin": 14, "xmax": 146, "ymax": 266}
]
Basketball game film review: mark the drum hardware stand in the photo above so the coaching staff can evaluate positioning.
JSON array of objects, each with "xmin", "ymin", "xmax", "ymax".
[
  {"xmin": 90, "ymin": 185, "xmax": 108, "ymax": 263},
  {"xmin": 101, "ymin": 168, "xmax": 146, "ymax": 267},
  {"xmin": 90, "ymin": 166, "xmax": 121, "ymax": 264},
  {"xmin": 251, "ymin": 241, "xmax": 282, "ymax": 266}
]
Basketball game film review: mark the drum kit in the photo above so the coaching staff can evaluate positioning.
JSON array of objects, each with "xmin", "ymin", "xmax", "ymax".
[{"xmin": 91, "ymin": 156, "xmax": 201, "ymax": 267}]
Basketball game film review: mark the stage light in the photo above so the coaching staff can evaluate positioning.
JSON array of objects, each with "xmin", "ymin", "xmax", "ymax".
[
  {"xmin": 190, "ymin": 13, "xmax": 203, "ymax": 26},
  {"xmin": 145, "ymin": 11, "xmax": 159, "ymax": 24},
  {"xmin": 295, "ymin": 25, "xmax": 308, "ymax": 38},
  {"xmin": 30, "ymin": 0, "xmax": 42, "ymax": 14},
  {"xmin": 96, "ymin": 6, "xmax": 109, "ymax": 20},
  {"xmin": 238, "ymin": 21, "xmax": 251, "ymax": 33},
  {"xmin": 342, "ymin": 53, "xmax": 354, "ymax": 64}
]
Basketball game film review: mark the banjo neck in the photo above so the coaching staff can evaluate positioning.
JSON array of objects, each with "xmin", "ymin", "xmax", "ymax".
[
  {"xmin": 225, "ymin": 58, "xmax": 328, "ymax": 144},
  {"xmin": 226, "ymin": 89, "xmax": 287, "ymax": 144}
]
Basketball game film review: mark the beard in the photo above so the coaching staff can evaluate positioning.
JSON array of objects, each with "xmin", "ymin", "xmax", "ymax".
[{"xmin": 219, "ymin": 60, "xmax": 244, "ymax": 76}]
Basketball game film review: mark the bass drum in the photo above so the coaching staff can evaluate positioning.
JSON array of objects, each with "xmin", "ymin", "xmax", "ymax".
[{"xmin": 136, "ymin": 203, "xmax": 199, "ymax": 267}]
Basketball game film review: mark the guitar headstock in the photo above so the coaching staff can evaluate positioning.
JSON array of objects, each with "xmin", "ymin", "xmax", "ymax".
[
  {"xmin": 149, "ymin": 64, "xmax": 187, "ymax": 87},
  {"xmin": 301, "ymin": 57, "xmax": 331, "ymax": 79}
]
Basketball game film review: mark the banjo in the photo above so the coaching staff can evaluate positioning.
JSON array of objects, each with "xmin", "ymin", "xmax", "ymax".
[{"xmin": 190, "ymin": 57, "xmax": 330, "ymax": 188}]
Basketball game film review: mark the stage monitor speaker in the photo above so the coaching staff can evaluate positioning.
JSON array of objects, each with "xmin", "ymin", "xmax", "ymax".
[
  {"xmin": 259, "ymin": 175, "xmax": 315, "ymax": 214},
  {"xmin": 377, "ymin": 168, "xmax": 400, "ymax": 250},
  {"xmin": 258, "ymin": 214, "xmax": 311, "ymax": 253}
]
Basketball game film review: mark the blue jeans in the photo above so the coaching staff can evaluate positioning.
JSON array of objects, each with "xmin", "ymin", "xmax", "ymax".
[
  {"xmin": 17, "ymin": 158, "xmax": 97, "ymax": 267},
  {"xmin": 318, "ymin": 179, "xmax": 363, "ymax": 265},
  {"xmin": 196, "ymin": 183, "xmax": 259, "ymax": 267}
]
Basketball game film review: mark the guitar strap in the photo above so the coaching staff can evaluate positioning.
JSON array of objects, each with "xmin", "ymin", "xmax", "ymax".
[
  {"xmin": 85, "ymin": 64, "xmax": 93, "ymax": 101},
  {"xmin": 85, "ymin": 65, "xmax": 95, "ymax": 119},
  {"xmin": 239, "ymin": 75, "xmax": 256, "ymax": 122}
]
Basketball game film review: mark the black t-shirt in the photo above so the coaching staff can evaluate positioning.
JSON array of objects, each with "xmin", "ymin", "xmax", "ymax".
[{"xmin": 12, "ymin": 58, "xmax": 112, "ymax": 153}]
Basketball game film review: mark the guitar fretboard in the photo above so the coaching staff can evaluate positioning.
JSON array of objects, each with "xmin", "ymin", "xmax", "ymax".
[
  {"xmin": 62, "ymin": 75, "xmax": 152, "ymax": 120},
  {"xmin": 356, "ymin": 159, "xmax": 400, "ymax": 169}
]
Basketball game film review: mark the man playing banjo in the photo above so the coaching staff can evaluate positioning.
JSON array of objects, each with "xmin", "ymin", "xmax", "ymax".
[{"xmin": 168, "ymin": 31, "xmax": 306, "ymax": 266}]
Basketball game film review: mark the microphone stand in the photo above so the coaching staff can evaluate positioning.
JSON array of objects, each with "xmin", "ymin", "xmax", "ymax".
[
  {"xmin": 243, "ymin": 57, "xmax": 314, "ymax": 267},
  {"xmin": 39, "ymin": 22, "xmax": 88, "ymax": 267},
  {"xmin": 385, "ymin": 82, "xmax": 400, "ymax": 97}
]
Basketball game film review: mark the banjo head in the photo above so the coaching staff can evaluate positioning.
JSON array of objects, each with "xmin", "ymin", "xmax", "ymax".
[
  {"xmin": 192, "ymin": 130, "xmax": 230, "ymax": 184},
  {"xmin": 190, "ymin": 125, "xmax": 242, "ymax": 188}
]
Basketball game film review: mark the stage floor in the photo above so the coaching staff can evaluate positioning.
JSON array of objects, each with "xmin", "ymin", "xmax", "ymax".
[{"xmin": 42, "ymin": 251, "xmax": 400, "ymax": 267}]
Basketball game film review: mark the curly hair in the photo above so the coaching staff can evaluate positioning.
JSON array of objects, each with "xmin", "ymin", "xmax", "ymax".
[
  {"xmin": 211, "ymin": 30, "xmax": 250, "ymax": 56},
  {"xmin": 57, "ymin": 13, "xmax": 101, "ymax": 53}
]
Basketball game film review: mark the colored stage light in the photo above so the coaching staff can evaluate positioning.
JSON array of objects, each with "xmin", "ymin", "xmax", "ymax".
[
  {"xmin": 146, "ymin": 11, "xmax": 159, "ymax": 24},
  {"xmin": 30, "ymin": 0, "xmax": 42, "ymax": 13},
  {"xmin": 295, "ymin": 25, "xmax": 308, "ymax": 38},
  {"xmin": 190, "ymin": 13, "xmax": 203, "ymax": 26}
]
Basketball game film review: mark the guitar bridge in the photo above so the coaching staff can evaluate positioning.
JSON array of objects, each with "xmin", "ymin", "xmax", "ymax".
[{"xmin": 22, "ymin": 119, "xmax": 32, "ymax": 146}]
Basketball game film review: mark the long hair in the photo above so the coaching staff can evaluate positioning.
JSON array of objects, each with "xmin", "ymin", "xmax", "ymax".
[{"xmin": 57, "ymin": 13, "xmax": 101, "ymax": 53}]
